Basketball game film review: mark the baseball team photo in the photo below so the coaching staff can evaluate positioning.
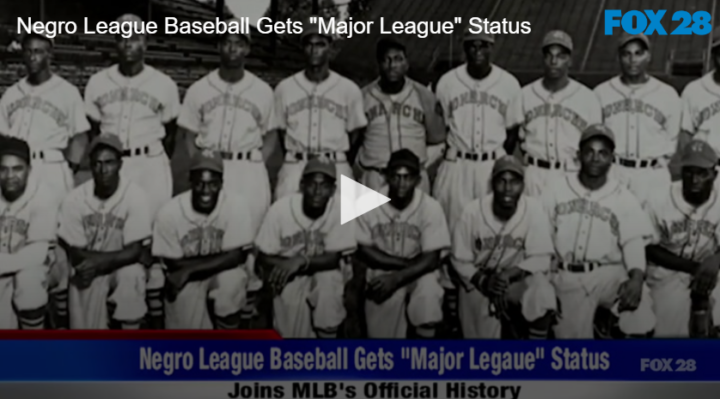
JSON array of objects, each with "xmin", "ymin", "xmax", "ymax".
[{"xmin": 0, "ymin": 0, "xmax": 720, "ymax": 340}]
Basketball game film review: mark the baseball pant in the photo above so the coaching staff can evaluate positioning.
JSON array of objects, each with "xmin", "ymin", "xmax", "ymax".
[
  {"xmin": 365, "ymin": 270, "xmax": 444, "ymax": 338},
  {"xmin": 552, "ymin": 264, "xmax": 656, "ymax": 338},
  {"xmin": 613, "ymin": 163, "xmax": 671, "ymax": 204},
  {"xmin": 0, "ymin": 263, "xmax": 49, "ymax": 329},
  {"xmin": 432, "ymin": 149, "xmax": 504, "ymax": 231},
  {"xmin": 274, "ymin": 153, "xmax": 352, "ymax": 201},
  {"xmin": 165, "ymin": 266, "xmax": 248, "ymax": 329},
  {"xmin": 273, "ymin": 270, "xmax": 346, "ymax": 338},
  {"xmin": 523, "ymin": 164, "xmax": 575, "ymax": 197},
  {"xmin": 648, "ymin": 271, "xmax": 720, "ymax": 337},
  {"xmin": 69, "ymin": 264, "xmax": 147, "ymax": 329},
  {"xmin": 458, "ymin": 272, "xmax": 556, "ymax": 339},
  {"xmin": 355, "ymin": 163, "xmax": 430, "ymax": 193}
]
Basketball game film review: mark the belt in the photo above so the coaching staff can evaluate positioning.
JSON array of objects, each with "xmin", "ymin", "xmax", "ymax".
[
  {"xmin": 558, "ymin": 262, "xmax": 600, "ymax": 273},
  {"xmin": 288, "ymin": 151, "xmax": 347, "ymax": 162},
  {"xmin": 31, "ymin": 150, "xmax": 65, "ymax": 162},
  {"xmin": 615, "ymin": 157, "xmax": 659, "ymax": 168},
  {"xmin": 31, "ymin": 151, "xmax": 46, "ymax": 160},
  {"xmin": 525, "ymin": 155, "xmax": 566, "ymax": 170},
  {"xmin": 456, "ymin": 150, "xmax": 499, "ymax": 162},
  {"xmin": 358, "ymin": 161, "xmax": 383, "ymax": 173},
  {"xmin": 219, "ymin": 151, "xmax": 259, "ymax": 161},
  {"xmin": 122, "ymin": 146, "xmax": 150, "ymax": 157}
]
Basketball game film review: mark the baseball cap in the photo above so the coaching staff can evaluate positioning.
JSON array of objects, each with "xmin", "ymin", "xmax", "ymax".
[
  {"xmin": 376, "ymin": 37, "xmax": 406, "ymax": 60},
  {"xmin": 302, "ymin": 156, "xmax": 336, "ymax": 180},
  {"xmin": 117, "ymin": 13, "xmax": 143, "ymax": 23},
  {"xmin": 679, "ymin": 140, "xmax": 718, "ymax": 169},
  {"xmin": 386, "ymin": 149, "xmax": 421, "ymax": 173},
  {"xmin": 492, "ymin": 155, "xmax": 524, "ymax": 179},
  {"xmin": 0, "ymin": 137, "xmax": 30, "ymax": 164},
  {"xmin": 89, "ymin": 133, "xmax": 123, "ymax": 154},
  {"xmin": 189, "ymin": 149, "xmax": 224, "ymax": 174},
  {"xmin": 542, "ymin": 30, "xmax": 573, "ymax": 53},
  {"xmin": 463, "ymin": 24, "xmax": 495, "ymax": 44},
  {"xmin": 21, "ymin": 31, "xmax": 54, "ymax": 47},
  {"xmin": 580, "ymin": 124, "xmax": 615, "ymax": 147},
  {"xmin": 221, "ymin": 17, "xmax": 251, "ymax": 43},
  {"xmin": 301, "ymin": 16, "xmax": 333, "ymax": 41},
  {"xmin": 618, "ymin": 32, "xmax": 650, "ymax": 50},
  {"xmin": 712, "ymin": 26, "xmax": 720, "ymax": 49}
]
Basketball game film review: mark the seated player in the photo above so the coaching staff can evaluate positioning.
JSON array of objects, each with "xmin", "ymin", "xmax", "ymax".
[
  {"xmin": 58, "ymin": 134, "xmax": 150, "ymax": 329},
  {"xmin": 354, "ymin": 149, "xmax": 450, "ymax": 338},
  {"xmin": 256, "ymin": 157, "xmax": 355, "ymax": 338},
  {"xmin": 0, "ymin": 137, "xmax": 60, "ymax": 329},
  {"xmin": 542, "ymin": 124, "xmax": 656, "ymax": 338},
  {"xmin": 451, "ymin": 155, "xmax": 557, "ymax": 339},
  {"xmin": 152, "ymin": 150, "xmax": 256, "ymax": 329},
  {"xmin": 645, "ymin": 140, "xmax": 720, "ymax": 338}
]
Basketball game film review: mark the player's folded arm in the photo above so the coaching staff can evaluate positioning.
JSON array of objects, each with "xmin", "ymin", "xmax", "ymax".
[
  {"xmin": 167, "ymin": 246, "xmax": 250, "ymax": 282},
  {"xmin": 354, "ymin": 245, "xmax": 408, "ymax": 271},
  {"xmin": 392, "ymin": 250, "xmax": 443, "ymax": 289}
]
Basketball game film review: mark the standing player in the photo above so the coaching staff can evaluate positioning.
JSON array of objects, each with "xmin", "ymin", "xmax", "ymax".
[
  {"xmin": 354, "ymin": 149, "xmax": 450, "ymax": 338},
  {"xmin": 594, "ymin": 33, "xmax": 680, "ymax": 203},
  {"xmin": 271, "ymin": 17, "xmax": 367, "ymax": 200},
  {"xmin": 0, "ymin": 138, "xmax": 60, "ymax": 329},
  {"xmin": 542, "ymin": 124, "xmax": 656, "ymax": 338},
  {"xmin": 357, "ymin": 38, "xmax": 446, "ymax": 192},
  {"xmin": 152, "ymin": 151, "xmax": 256, "ymax": 329},
  {"xmin": 84, "ymin": 14, "xmax": 181, "ymax": 328},
  {"xmin": 0, "ymin": 31, "xmax": 91, "ymax": 329},
  {"xmin": 57, "ymin": 134, "xmax": 150, "ymax": 329},
  {"xmin": 255, "ymin": 157, "xmax": 355, "ymax": 338},
  {"xmin": 645, "ymin": 140, "xmax": 720, "ymax": 337},
  {"xmin": 451, "ymin": 155, "xmax": 557, "ymax": 339},
  {"xmin": 433, "ymin": 27, "xmax": 521, "ymax": 229},
  {"xmin": 506, "ymin": 30, "xmax": 602, "ymax": 197}
]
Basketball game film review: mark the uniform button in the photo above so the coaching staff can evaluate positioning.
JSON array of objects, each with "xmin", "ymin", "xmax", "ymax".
[
  {"xmin": 579, "ymin": 246, "xmax": 583, "ymax": 250},
  {"xmin": 549, "ymin": 143, "xmax": 554, "ymax": 147}
]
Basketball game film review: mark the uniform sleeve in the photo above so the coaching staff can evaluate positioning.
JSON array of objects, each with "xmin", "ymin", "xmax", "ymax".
[
  {"xmin": 505, "ymin": 90, "xmax": 525, "ymax": 129},
  {"xmin": 221, "ymin": 197, "xmax": 255, "ymax": 252},
  {"xmin": 586, "ymin": 90, "xmax": 603, "ymax": 126},
  {"xmin": 520, "ymin": 202, "xmax": 556, "ymax": 272},
  {"xmin": 261, "ymin": 86, "xmax": 276, "ymax": 135},
  {"xmin": 84, "ymin": 75, "xmax": 102, "ymax": 122},
  {"xmin": 270, "ymin": 84, "xmax": 287, "ymax": 131},
  {"xmin": 665, "ymin": 89, "xmax": 682, "ymax": 144},
  {"xmin": 539, "ymin": 188, "xmax": 557, "ymax": 228},
  {"xmin": 27, "ymin": 197, "xmax": 60, "ymax": 244},
  {"xmin": 450, "ymin": 205, "xmax": 478, "ymax": 283},
  {"xmin": 420, "ymin": 200, "xmax": 451, "ymax": 252},
  {"xmin": 434, "ymin": 75, "xmax": 450, "ymax": 124},
  {"xmin": 417, "ymin": 85, "xmax": 446, "ymax": 144},
  {"xmin": 57, "ymin": 196, "xmax": 87, "ymax": 248},
  {"xmin": 151, "ymin": 208, "xmax": 184, "ymax": 259},
  {"xmin": 254, "ymin": 206, "xmax": 283, "ymax": 255},
  {"xmin": 69, "ymin": 86, "xmax": 91, "ymax": 134},
  {"xmin": 123, "ymin": 189, "xmax": 152, "ymax": 245},
  {"xmin": 0, "ymin": 90, "xmax": 11, "ymax": 135},
  {"xmin": 324, "ymin": 221, "xmax": 357, "ymax": 255},
  {"xmin": 355, "ymin": 214, "xmax": 374, "ymax": 246},
  {"xmin": 680, "ymin": 86, "xmax": 696, "ymax": 134},
  {"xmin": 616, "ymin": 193, "xmax": 655, "ymax": 247},
  {"xmin": 161, "ymin": 78, "xmax": 181, "ymax": 123},
  {"xmin": 345, "ymin": 83, "xmax": 367, "ymax": 132},
  {"xmin": 177, "ymin": 84, "xmax": 201, "ymax": 133},
  {"xmin": 642, "ymin": 197, "xmax": 665, "ymax": 245}
]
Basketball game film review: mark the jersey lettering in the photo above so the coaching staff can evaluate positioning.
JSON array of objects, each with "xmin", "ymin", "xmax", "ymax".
[
  {"xmin": 287, "ymin": 96, "xmax": 347, "ymax": 120},
  {"xmin": 366, "ymin": 103, "xmax": 424, "ymax": 124},
  {"xmin": 81, "ymin": 212, "xmax": 126, "ymax": 250},
  {"xmin": 668, "ymin": 219, "xmax": 716, "ymax": 238},
  {"xmin": 96, "ymin": 88, "xmax": 163, "ymax": 114},
  {"xmin": 525, "ymin": 103, "xmax": 589, "ymax": 132},
  {"xmin": 370, "ymin": 222, "xmax": 422, "ymax": 243},
  {"xmin": 6, "ymin": 96, "xmax": 70, "ymax": 129},
  {"xmin": 695, "ymin": 100, "xmax": 720, "ymax": 128},
  {"xmin": 478, "ymin": 234, "xmax": 524, "ymax": 251},
  {"xmin": 198, "ymin": 94, "xmax": 263, "ymax": 126},
  {"xmin": 555, "ymin": 198, "xmax": 620, "ymax": 238},
  {"xmin": 448, "ymin": 91, "xmax": 507, "ymax": 117},
  {"xmin": 180, "ymin": 226, "xmax": 224, "ymax": 257},
  {"xmin": 280, "ymin": 230, "xmax": 326, "ymax": 256},
  {"xmin": 602, "ymin": 98, "xmax": 667, "ymax": 127}
]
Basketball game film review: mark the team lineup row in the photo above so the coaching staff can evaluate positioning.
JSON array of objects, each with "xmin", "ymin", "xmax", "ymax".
[{"xmin": 1, "ymin": 12, "xmax": 720, "ymax": 338}]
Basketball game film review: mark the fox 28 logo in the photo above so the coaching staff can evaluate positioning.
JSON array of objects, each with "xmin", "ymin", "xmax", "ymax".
[{"xmin": 605, "ymin": 10, "xmax": 712, "ymax": 35}]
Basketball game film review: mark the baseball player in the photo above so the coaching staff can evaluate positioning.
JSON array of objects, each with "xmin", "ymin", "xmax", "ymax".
[
  {"xmin": 57, "ymin": 134, "xmax": 151, "ymax": 329},
  {"xmin": 354, "ymin": 149, "xmax": 450, "ymax": 338},
  {"xmin": 594, "ymin": 33, "xmax": 680, "ymax": 203},
  {"xmin": 451, "ymin": 155, "xmax": 557, "ymax": 339},
  {"xmin": 271, "ymin": 16, "xmax": 367, "ymax": 200},
  {"xmin": 0, "ymin": 137, "xmax": 60, "ymax": 329},
  {"xmin": 507, "ymin": 30, "xmax": 602, "ymax": 197},
  {"xmin": 677, "ymin": 28, "xmax": 720, "ymax": 179},
  {"xmin": 84, "ymin": 13, "xmax": 181, "ymax": 328},
  {"xmin": 152, "ymin": 151, "xmax": 256, "ymax": 329},
  {"xmin": 542, "ymin": 124, "xmax": 656, "ymax": 338},
  {"xmin": 0, "ymin": 31, "xmax": 91, "ymax": 329},
  {"xmin": 433, "ymin": 27, "xmax": 521, "ymax": 229},
  {"xmin": 255, "ymin": 157, "xmax": 355, "ymax": 338},
  {"xmin": 356, "ymin": 38, "xmax": 446, "ymax": 193},
  {"xmin": 645, "ymin": 140, "xmax": 720, "ymax": 337}
]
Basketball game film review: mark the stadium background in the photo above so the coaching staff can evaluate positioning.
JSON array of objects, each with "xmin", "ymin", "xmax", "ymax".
[{"xmin": 1, "ymin": 0, "xmax": 718, "ymax": 336}]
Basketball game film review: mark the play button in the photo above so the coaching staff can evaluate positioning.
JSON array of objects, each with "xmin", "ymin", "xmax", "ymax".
[{"xmin": 340, "ymin": 175, "xmax": 390, "ymax": 225}]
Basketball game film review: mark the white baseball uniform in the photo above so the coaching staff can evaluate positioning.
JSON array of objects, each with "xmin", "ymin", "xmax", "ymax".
[
  {"xmin": 255, "ymin": 194, "xmax": 355, "ymax": 338},
  {"xmin": 271, "ymin": 71, "xmax": 367, "ymax": 200},
  {"xmin": 58, "ymin": 178, "xmax": 150, "ymax": 329},
  {"xmin": 594, "ymin": 76, "xmax": 680, "ymax": 202},
  {"xmin": 451, "ymin": 194, "xmax": 557, "ymax": 339},
  {"xmin": 357, "ymin": 78, "xmax": 445, "ymax": 193},
  {"xmin": 542, "ymin": 174, "xmax": 656, "ymax": 338},
  {"xmin": 680, "ymin": 72, "xmax": 720, "ymax": 160},
  {"xmin": 84, "ymin": 64, "xmax": 181, "ymax": 297},
  {"xmin": 0, "ymin": 176, "xmax": 59, "ymax": 329},
  {"xmin": 152, "ymin": 190, "xmax": 256, "ymax": 329},
  {"xmin": 507, "ymin": 79, "xmax": 602, "ymax": 197},
  {"xmin": 355, "ymin": 188, "xmax": 450, "ymax": 338},
  {"xmin": 432, "ymin": 64, "xmax": 521, "ymax": 229},
  {"xmin": 644, "ymin": 182, "xmax": 720, "ymax": 337},
  {"xmin": 0, "ymin": 74, "xmax": 90, "ymax": 198}
]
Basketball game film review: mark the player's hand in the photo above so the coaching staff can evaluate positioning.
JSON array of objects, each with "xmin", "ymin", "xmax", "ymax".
[
  {"xmin": 366, "ymin": 273, "xmax": 402, "ymax": 304},
  {"xmin": 692, "ymin": 255, "xmax": 720, "ymax": 295},
  {"xmin": 617, "ymin": 273, "xmax": 643, "ymax": 312},
  {"xmin": 165, "ymin": 269, "xmax": 190, "ymax": 302},
  {"xmin": 72, "ymin": 259, "xmax": 103, "ymax": 289},
  {"xmin": 485, "ymin": 271, "xmax": 509, "ymax": 297},
  {"xmin": 269, "ymin": 259, "xmax": 303, "ymax": 295},
  {"xmin": 139, "ymin": 248, "xmax": 154, "ymax": 268}
]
